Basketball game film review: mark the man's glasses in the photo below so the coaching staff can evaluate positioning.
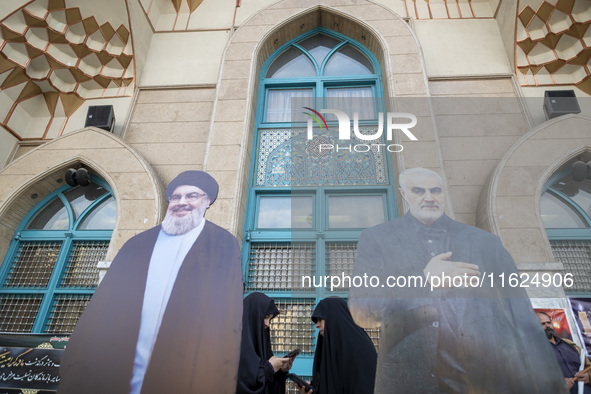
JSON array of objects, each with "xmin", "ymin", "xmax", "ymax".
[{"xmin": 169, "ymin": 192, "xmax": 207, "ymax": 203}]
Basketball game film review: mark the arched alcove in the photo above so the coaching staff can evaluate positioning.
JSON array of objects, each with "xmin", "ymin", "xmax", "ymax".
[
  {"xmin": 208, "ymin": 0, "xmax": 430, "ymax": 241},
  {"xmin": 479, "ymin": 114, "xmax": 591, "ymax": 267},
  {"xmin": 0, "ymin": 127, "xmax": 165, "ymax": 262}
]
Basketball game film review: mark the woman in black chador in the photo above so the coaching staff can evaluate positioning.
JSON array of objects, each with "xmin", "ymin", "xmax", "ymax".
[
  {"xmin": 237, "ymin": 292, "xmax": 292, "ymax": 394},
  {"xmin": 299, "ymin": 297, "xmax": 377, "ymax": 394}
]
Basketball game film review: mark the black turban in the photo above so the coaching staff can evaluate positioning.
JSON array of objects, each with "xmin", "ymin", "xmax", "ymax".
[{"xmin": 165, "ymin": 171, "xmax": 219, "ymax": 203}]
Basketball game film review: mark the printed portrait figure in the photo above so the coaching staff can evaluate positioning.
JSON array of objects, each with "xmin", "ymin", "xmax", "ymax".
[
  {"xmin": 59, "ymin": 171, "xmax": 243, "ymax": 394},
  {"xmin": 349, "ymin": 167, "xmax": 567, "ymax": 393}
]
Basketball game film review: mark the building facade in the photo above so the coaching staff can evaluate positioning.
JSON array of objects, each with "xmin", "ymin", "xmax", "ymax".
[{"xmin": 0, "ymin": 0, "xmax": 590, "ymax": 385}]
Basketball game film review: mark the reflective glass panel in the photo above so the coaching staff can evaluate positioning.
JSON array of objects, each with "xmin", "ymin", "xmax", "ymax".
[
  {"xmin": 325, "ymin": 87, "xmax": 375, "ymax": 120},
  {"xmin": 64, "ymin": 185, "xmax": 107, "ymax": 222},
  {"xmin": 27, "ymin": 197, "xmax": 69, "ymax": 230},
  {"xmin": 78, "ymin": 196, "xmax": 116, "ymax": 230},
  {"xmin": 328, "ymin": 195, "xmax": 385, "ymax": 228},
  {"xmin": 552, "ymin": 176, "xmax": 591, "ymax": 217},
  {"xmin": 257, "ymin": 196, "xmax": 313, "ymax": 228},
  {"xmin": 324, "ymin": 45, "xmax": 374, "ymax": 76},
  {"xmin": 298, "ymin": 34, "xmax": 340, "ymax": 66},
  {"xmin": 266, "ymin": 47, "xmax": 315, "ymax": 78},
  {"xmin": 265, "ymin": 89, "xmax": 314, "ymax": 123},
  {"xmin": 541, "ymin": 192, "xmax": 587, "ymax": 228}
]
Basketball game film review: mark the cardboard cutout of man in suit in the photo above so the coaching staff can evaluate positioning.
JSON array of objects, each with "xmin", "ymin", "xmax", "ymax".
[
  {"xmin": 59, "ymin": 171, "xmax": 243, "ymax": 394},
  {"xmin": 349, "ymin": 167, "xmax": 567, "ymax": 393}
]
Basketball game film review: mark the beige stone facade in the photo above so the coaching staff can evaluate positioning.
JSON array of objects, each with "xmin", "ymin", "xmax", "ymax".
[{"xmin": 0, "ymin": 0, "xmax": 590, "ymax": 360}]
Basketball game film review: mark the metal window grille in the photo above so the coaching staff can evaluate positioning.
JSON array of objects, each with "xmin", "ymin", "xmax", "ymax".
[
  {"xmin": 325, "ymin": 242, "xmax": 357, "ymax": 290},
  {"xmin": 364, "ymin": 327, "xmax": 380, "ymax": 351},
  {"xmin": 3, "ymin": 241, "xmax": 62, "ymax": 288},
  {"xmin": 59, "ymin": 241, "xmax": 108, "ymax": 288},
  {"xmin": 0, "ymin": 294, "xmax": 43, "ymax": 332},
  {"xmin": 44, "ymin": 294, "xmax": 92, "ymax": 333},
  {"xmin": 550, "ymin": 240, "xmax": 591, "ymax": 292},
  {"xmin": 247, "ymin": 243, "xmax": 315, "ymax": 291},
  {"xmin": 270, "ymin": 298, "xmax": 316, "ymax": 355}
]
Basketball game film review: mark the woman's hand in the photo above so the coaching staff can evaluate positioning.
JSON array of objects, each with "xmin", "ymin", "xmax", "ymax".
[
  {"xmin": 296, "ymin": 381, "xmax": 314, "ymax": 393},
  {"xmin": 281, "ymin": 356, "xmax": 294, "ymax": 372},
  {"xmin": 268, "ymin": 356, "xmax": 289, "ymax": 372}
]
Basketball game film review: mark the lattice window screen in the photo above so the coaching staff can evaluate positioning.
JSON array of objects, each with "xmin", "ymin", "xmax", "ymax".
[
  {"xmin": 59, "ymin": 240, "xmax": 108, "ymax": 288},
  {"xmin": 45, "ymin": 294, "xmax": 92, "ymax": 333},
  {"xmin": 0, "ymin": 294, "xmax": 43, "ymax": 332},
  {"xmin": 270, "ymin": 298, "xmax": 317, "ymax": 356},
  {"xmin": 550, "ymin": 240, "xmax": 591, "ymax": 292},
  {"xmin": 247, "ymin": 243, "xmax": 315, "ymax": 291},
  {"xmin": 364, "ymin": 327, "xmax": 380, "ymax": 350},
  {"xmin": 325, "ymin": 241, "xmax": 357, "ymax": 291},
  {"xmin": 3, "ymin": 241, "xmax": 62, "ymax": 288}
]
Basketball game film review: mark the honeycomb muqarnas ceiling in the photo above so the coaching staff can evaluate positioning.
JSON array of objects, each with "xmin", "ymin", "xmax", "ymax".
[
  {"xmin": 140, "ymin": 0, "xmax": 205, "ymax": 31},
  {"xmin": 516, "ymin": 0, "xmax": 591, "ymax": 95},
  {"xmin": 0, "ymin": 0, "xmax": 134, "ymax": 140}
]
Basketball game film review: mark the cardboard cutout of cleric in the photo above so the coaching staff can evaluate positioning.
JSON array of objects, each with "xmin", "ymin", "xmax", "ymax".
[
  {"xmin": 59, "ymin": 171, "xmax": 243, "ymax": 394},
  {"xmin": 349, "ymin": 167, "xmax": 568, "ymax": 393}
]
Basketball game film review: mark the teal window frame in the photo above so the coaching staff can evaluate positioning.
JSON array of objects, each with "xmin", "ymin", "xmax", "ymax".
[
  {"xmin": 0, "ymin": 176, "xmax": 114, "ymax": 333},
  {"xmin": 542, "ymin": 166, "xmax": 591, "ymax": 296},
  {"xmin": 244, "ymin": 28, "xmax": 393, "ymax": 376},
  {"xmin": 543, "ymin": 167, "xmax": 591, "ymax": 240}
]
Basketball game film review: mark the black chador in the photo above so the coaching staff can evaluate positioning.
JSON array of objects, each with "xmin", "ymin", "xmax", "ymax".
[
  {"xmin": 237, "ymin": 292, "xmax": 286, "ymax": 394},
  {"xmin": 311, "ymin": 297, "xmax": 377, "ymax": 394}
]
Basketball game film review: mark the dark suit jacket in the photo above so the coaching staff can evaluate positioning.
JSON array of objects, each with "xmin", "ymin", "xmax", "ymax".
[
  {"xmin": 350, "ymin": 213, "xmax": 568, "ymax": 393},
  {"xmin": 58, "ymin": 220, "xmax": 243, "ymax": 394}
]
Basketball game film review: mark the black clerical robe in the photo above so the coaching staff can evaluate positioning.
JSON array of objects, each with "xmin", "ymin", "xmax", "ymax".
[{"xmin": 58, "ymin": 220, "xmax": 243, "ymax": 394}]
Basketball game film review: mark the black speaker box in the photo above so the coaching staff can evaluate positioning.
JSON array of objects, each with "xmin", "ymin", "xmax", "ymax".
[
  {"xmin": 85, "ymin": 105, "xmax": 115, "ymax": 131},
  {"xmin": 543, "ymin": 90, "xmax": 581, "ymax": 119}
]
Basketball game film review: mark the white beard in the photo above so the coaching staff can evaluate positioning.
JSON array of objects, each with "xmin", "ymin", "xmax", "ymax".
[
  {"xmin": 409, "ymin": 204, "xmax": 444, "ymax": 225},
  {"xmin": 161, "ymin": 206, "xmax": 205, "ymax": 235}
]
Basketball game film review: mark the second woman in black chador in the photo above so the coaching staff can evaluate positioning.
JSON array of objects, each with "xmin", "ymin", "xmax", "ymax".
[{"xmin": 301, "ymin": 297, "xmax": 377, "ymax": 394}]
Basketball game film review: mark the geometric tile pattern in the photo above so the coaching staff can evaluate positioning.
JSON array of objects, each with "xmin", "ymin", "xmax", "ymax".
[
  {"xmin": 0, "ymin": 0, "xmax": 133, "ymax": 140},
  {"xmin": 516, "ymin": 0, "xmax": 591, "ymax": 95},
  {"xmin": 255, "ymin": 128, "xmax": 387, "ymax": 187}
]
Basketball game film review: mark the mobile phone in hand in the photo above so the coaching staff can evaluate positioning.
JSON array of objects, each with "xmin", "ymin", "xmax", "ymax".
[
  {"xmin": 284, "ymin": 348, "xmax": 301, "ymax": 358},
  {"xmin": 287, "ymin": 373, "xmax": 314, "ymax": 392}
]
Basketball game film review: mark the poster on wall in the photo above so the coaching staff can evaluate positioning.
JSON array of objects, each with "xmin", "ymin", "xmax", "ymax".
[
  {"xmin": 568, "ymin": 298, "xmax": 591, "ymax": 356},
  {"xmin": 0, "ymin": 333, "xmax": 69, "ymax": 391},
  {"xmin": 534, "ymin": 308, "xmax": 573, "ymax": 340}
]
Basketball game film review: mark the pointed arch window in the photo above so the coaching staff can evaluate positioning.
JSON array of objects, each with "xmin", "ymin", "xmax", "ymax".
[
  {"xmin": 0, "ymin": 178, "xmax": 115, "ymax": 333},
  {"xmin": 245, "ymin": 28, "xmax": 388, "ymax": 380},
  {"xmin": 542, "ymin": 162, "xmax": 591, "ymax": 294}
]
